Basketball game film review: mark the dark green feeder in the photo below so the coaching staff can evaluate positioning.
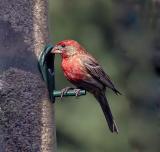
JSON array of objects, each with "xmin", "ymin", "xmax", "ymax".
[{"xmin": 38, "ymin": 44, "xmax": 86, "ymax": 103}]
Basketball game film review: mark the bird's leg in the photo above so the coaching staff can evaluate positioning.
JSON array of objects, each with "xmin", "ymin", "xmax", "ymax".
[
  {"xmin": 74, "ymin": 88, "xmax": 81, "ymax": 97},
  {"xmin": 60, "ymin": 87, "xmax": 74, "ymax": 98}
]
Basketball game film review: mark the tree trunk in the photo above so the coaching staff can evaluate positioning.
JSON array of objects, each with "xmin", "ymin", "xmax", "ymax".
[{"xmin": 0, "ymin": 0, "xmax": 56, "ymax": 151}]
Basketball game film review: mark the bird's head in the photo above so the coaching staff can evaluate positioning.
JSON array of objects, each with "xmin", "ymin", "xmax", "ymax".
[{"xmin": 52, "ymin": 40, "xmax": 85, "ymax": 58}]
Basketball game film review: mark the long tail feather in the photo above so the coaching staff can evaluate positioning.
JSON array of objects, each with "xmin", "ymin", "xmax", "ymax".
[{"xmin": 94, "ymin": 92, "xmax": 119, "ymax": 133}]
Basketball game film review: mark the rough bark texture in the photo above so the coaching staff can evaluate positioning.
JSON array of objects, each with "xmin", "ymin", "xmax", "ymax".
[{"xmin": 0, "ymin": 0, "xmax": 56, "ymax": 151}]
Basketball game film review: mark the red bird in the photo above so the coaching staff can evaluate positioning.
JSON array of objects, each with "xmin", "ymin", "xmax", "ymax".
[{"xmin": 52, "ymin": 40, "xmax": 121, "ymax": 133}]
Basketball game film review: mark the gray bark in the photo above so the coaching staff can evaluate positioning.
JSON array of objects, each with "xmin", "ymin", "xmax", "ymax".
[{"xmin": 0, "ymin": 0, "xmax": 56, "ymax": 151}]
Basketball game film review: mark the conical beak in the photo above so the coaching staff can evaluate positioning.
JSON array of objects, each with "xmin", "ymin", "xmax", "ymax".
[{"xmin": 52, "ymin": 46, "xmax": 62, "ymax": 54}]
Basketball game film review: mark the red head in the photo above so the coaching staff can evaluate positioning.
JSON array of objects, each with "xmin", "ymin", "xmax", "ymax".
[{"xmin": 52, "ymin": 40, "xmax": 85, "ymax": 58}]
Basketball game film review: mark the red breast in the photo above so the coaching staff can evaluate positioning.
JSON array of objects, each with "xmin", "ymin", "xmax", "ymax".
[{"xmin": 61, "ymin": 55, "xmax": 88, "ymax": 81}]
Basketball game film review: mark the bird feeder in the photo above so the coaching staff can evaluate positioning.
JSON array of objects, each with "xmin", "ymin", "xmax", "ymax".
[{"xmin": 38, "ymin": 45, "xmax": 86, "ymax": 103}]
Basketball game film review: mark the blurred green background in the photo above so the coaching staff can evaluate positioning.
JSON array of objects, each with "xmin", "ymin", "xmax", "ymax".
[{"xmin": 49, "ymin": 0, "xmax": 160, "ymax": 152}]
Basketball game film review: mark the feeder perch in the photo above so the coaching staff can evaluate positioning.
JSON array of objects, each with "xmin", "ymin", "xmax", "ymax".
[{"xmin": 38, "ymin": 45, "xmax": 86, "ymax": 102}]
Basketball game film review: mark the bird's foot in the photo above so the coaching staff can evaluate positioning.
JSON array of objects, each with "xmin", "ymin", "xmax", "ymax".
[
  {"xmin": 60, "ymin": 87, "xmax": 74, "ymax": 99},
  {"xmin": 74, "ymin": 89, "xmax": 81, "ymax": 97}
]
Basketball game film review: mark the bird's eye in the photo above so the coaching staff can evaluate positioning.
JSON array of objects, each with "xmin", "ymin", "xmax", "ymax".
[{"xmin": 61, "ymin": 44, "xmax": 66, "ymax": 48}]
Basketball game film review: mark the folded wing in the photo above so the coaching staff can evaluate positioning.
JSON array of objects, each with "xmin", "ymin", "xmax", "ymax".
[{"xmin": 84, "ymin": 55, "xmax": 121, "ymax": 95}]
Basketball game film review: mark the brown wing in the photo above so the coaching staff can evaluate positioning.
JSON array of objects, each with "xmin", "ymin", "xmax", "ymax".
[{"xmin": 83, "ymin": 55, "xmax": 121, "ymax": 95}]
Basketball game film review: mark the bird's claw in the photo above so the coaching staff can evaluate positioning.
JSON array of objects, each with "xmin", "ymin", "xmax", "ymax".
[
  {"xmin": 74, "ymin": 89, "xmax": 81, "ymax": 97},
  {"xmin": 60, "ymin": 87, "xmax": 82, "ymax": 99},
  {"xmin": 60, "ymin": 87, "xmax": 74, "ymax": 99}
]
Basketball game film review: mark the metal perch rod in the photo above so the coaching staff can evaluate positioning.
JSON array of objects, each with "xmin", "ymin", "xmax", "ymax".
[{"xmin": 53, "ymin": 90, "xmax": 86, "ymax": 97}]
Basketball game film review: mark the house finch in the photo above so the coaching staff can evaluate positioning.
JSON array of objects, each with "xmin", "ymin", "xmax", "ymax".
[{"xmin": 52, "ymin": 40, "xmax": 121, "ymax": 133}]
